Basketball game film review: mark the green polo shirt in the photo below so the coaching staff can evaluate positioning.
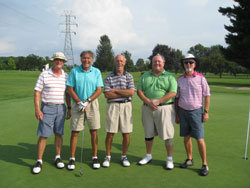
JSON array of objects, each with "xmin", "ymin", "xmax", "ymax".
[{"xmin": 137, "ymin": 70, "xmax": 177, "ymax": 103}]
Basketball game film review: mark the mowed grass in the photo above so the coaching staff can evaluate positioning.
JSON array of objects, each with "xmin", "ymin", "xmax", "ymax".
[{"xmin": 0, "ymin": 70, "xmax": 250, "ymax": 188}]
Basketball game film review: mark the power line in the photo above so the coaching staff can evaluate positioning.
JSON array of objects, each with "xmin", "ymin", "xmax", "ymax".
[{"xmin": 60, "ymin": 10, "xmax": 78, "ymax": 66}]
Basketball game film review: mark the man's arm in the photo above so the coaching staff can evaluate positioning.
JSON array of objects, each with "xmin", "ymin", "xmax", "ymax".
[
  {"xmin": 65, "ymin": 89, "xmax": 71, "ymax": 119},
  {"xmin": 203, "ymin": 96, "xmax": 210, "ymax": 122},
  {"xmin": 89, "ymin": 87, "xmax": 103, "ymax": 101},
  {"xmin": 68, "ymin": 86, "xmax": 81, "ymax": 103},
  {"xmin": 104, "ymin": 89, "xmax": 134, "ymax": 99},
  {"xmin": 34, "ymin": 91, "xmax": 43, "ymax": 120},
  {"xmin": 151, "ymin": 92, "xmax": 176, "ymax": 106}
]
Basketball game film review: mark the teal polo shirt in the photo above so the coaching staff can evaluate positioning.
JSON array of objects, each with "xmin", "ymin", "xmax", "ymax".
[
  {"xmin": 137, "ymin": 70, "xmax": 177, "ymax": 103},
  {"xmin": 66, "ymin": 65, "xmax": 104, "ymax": 101}
]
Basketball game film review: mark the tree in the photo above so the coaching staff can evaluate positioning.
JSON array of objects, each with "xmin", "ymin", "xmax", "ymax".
[
  {"xmin": 148, "ymin": 44, "xmax": 182, "ymax": 72},
  {"xmin": 136, "ymin": 58, "xmax": 144, "ymax": 71},
  {"xmin": 7, "ymin": 58, "xmax": 16, "ymax": 70},
  {"xmin": 188, "ymin": 44, "xmax": 209, "ymax": 58},
  {"xmin": 122, "ymin": 51, "xmax": 134, "ymax": 72},
  {"xmin": 219, "ymin": 1, "xmax": 250, "ymax": 70},
  {"xmin": 94, "ymin": 35, "xmax": 114, "ymax": 72}
]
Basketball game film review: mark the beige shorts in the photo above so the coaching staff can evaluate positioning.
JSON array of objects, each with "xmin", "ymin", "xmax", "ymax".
[
  {"xmin": 105, "ymin": 102, "xmax": 133, "ymax": 133},
  {"xmin": 142, "ymin": 104, "xmax": 175, "ymax": 140},
  {"xmin": 70, "ymin": 100, "xmax": 101, "ymax": 131}
]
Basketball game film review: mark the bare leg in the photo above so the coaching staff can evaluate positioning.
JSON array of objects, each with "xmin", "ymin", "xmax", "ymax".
[
  {"xmin": 55, "ymin": 134, "xmax": 63, "ymax": 156},
  {"xmin": 105, "ymin": 133, "xmax": 115, "ymax": 156},
  {"xmin": 37, "ymin": 136, "xmax": 48, "ymax": 160},
  {"xmin": 90, "ymin": 129, "xmax": 98, "ymax": 157},
  {"xmin": 184, "ymin": 136, "xmax": 192, "ymax": 159},
  {"xmin": 197, "ymin": 138, "xmax": 207, "ymax": 165},
  {"xmin": 70, "ymin": 131, "xmax": 79, "ymax": 158},
  {"xmin": 122, "ymin": 133, "xmax": 130, "ymax": 156}
]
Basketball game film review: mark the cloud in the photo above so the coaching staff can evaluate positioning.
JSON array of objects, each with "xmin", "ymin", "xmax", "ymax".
[
  {"xmin": 187, "ymin": 0, "xmax": 209, "ymax": 6},
  {"xmin": 0, "ymin": 37, "xmax": 16, "ymax": 55},
  {"xmin": 50, "ymin": 0, "xmax": 145, "ymax": 52}
]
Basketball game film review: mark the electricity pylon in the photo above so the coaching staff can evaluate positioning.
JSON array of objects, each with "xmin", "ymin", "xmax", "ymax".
[{"xmin": 61, "ymin": 10, "xmax": 77, "ymax": 66}]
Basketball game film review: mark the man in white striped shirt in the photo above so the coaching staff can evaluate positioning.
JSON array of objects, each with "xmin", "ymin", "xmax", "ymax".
[{"xmin": 32, "ymin": 52, "xmax": 71, "ymax": 174}]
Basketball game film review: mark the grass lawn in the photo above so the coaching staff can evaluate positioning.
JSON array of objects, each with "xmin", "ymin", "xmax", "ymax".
[{"xmin": 0, "ymin": 71, "xmax": 250, "ymax": 188}]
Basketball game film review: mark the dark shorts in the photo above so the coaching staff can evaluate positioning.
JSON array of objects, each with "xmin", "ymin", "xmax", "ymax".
[
  {"xmin": 178, "ymin": 107, "xmax": 204, "ymax": 139},
  {"xmin": 37, "ymin": 103, "xmax": 66, "ymax": 137}
]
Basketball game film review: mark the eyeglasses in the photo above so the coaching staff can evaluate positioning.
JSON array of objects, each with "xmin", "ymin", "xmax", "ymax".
[{"xmin": 184, "ymin": 61, "xmax": 195, "ymax": 65}]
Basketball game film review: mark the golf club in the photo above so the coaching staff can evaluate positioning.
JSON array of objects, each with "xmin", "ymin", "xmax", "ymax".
[{"xmin": 79, "ymin": 110, "xmax": 87, "ymax": 175}]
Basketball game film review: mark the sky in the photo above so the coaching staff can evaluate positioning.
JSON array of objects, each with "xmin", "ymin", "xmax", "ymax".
[{"xmin": 0, "ymin": 0, "xmax": 234, "ymax": 65}]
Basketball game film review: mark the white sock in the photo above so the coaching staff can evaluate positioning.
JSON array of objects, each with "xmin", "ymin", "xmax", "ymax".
[
  {"xmin": 69, "ymin": 157, "xmax": 75, "ymax": 161},
  {"xmin": 167, "ymin": 156, "xmax": 173, "ymax": 161},
  {"xmin": 55, "ymin": 155, "xmax": 61, "ymax": 160},
  {"xmin": 92, "ymin": 156, "xmax": 98, "ymax": 160},
  {"xmin": 146, "ymin": 154, "xmax": 152, "ymax": 159},
  {"xmin": 37, "ymin": 159, "xmax": 42, "ymax": 164},
  {"xmin": 121, "ymin": 155, "xmax": 126, "ymax": 159},
  {"xmin": 106, "ymin": 156, "xmax": 111, "ymax": 160}
]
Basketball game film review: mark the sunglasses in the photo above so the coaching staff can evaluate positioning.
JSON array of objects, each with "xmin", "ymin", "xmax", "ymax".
[{"xmin": 184, "ymin": 61, "xmax": 195, "ymax": 65}]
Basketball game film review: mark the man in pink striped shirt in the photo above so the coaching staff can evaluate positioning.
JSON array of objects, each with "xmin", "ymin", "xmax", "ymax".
[
  {"xmin": 175, "ymin": 54, "xmax": 210, "ymax": 176},
  {"xmin": 32, "ymin": 52, "xmax": 71, "ymax": 174}
]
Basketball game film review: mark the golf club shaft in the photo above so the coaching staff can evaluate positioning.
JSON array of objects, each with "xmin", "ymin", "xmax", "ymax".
[
  {"xmin": 244, "ymin": 105, "xmax": 250, "ymax": 160},
  {"xmin": 80, "ymin": 111, "xmax": 87, "ymax": 174}
]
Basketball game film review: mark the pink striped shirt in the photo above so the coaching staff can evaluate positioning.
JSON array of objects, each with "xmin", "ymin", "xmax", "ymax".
[
  {"xmin": 177, "ymin": 71, "xmax": 210, "ymax": 110},
  {"xmin": 34, "ymin": 68, "xmax": 68, "ymax": 104}
]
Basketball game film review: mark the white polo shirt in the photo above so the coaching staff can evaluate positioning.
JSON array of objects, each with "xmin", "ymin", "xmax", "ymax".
[{"xmin": 34, "ymin": 68, "xmax": 68, "ymax": 104}]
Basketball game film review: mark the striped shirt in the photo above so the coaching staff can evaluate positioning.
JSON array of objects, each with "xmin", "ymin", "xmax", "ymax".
[
  {"xmin": 104, "ymin": 71, "xmax": 136, "ymax": 103},
  {"xmin": 177, "ymin": 71, "xmax": 210, "ymax": 110},
  {"xmin": 34, "ymin": 68, "xmax": 68, "ymax": 104}
]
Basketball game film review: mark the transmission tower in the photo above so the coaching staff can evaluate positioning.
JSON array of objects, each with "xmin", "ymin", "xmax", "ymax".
[{"xmin": 61, "ymin": 10, "xmax": 77, "ymax": 66}]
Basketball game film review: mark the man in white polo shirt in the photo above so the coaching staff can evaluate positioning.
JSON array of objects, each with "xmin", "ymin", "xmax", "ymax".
[{"xmin": 32, "ymin": 52, "xmax": 71, "ymax": 174}]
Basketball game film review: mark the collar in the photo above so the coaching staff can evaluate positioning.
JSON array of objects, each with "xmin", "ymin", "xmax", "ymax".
[
  {"xmin": 80, "ymin": 65, "xmax": 93, "ymax": 72},
  {"xmin": 183, "ymin": 71, "xmax": 197, "ymax": 78},
  {"xmin": 48, "ymin": 68, "xmax": 64, "ymax": 76},
  {"xmin": 151, "ymin": 69, "xmax": 166, "ymax": 76},
  {"xmin": 113, "ymin": 71, "xmax": 127, "ymax": 76}
]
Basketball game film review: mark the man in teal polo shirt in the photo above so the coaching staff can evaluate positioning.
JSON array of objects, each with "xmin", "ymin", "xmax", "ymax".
[
  {"xmin": 137, "ymin": 53, "xmax": 177, "ymax": 169},
  {"xmin": 66, "ymin": 50, "xmax": 103, "ymax": 170}
]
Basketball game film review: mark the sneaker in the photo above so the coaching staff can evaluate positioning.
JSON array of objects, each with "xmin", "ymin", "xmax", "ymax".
[
  {"xmin": 55, "ymin": 158, "xmax": 65, "ymax": 169},
  {"xmin": 32, "ymin": 161, "xmax": 42, "ymax": 174},
  {"xmin": 200, "ymin": 165, "xmax": 209, "ymax": 176},
  {"xmin": 121, "ymin": 156, "xmax": 130, "ymax": 167},
  {"xmin": 138, "ymin": 155, "xmax": 152, "ymax": 165},
  {"xmin": 92, "ymin": 158, "xmax": 100, "ymax": 169},
  {"xmin": 180, "ymin": 159, "xmax": 193, "ymax": 168},
  {"xmin": 166, "ymin": 160, "xmax": 174, "ymax": 170},
  {"xmin": 102, "ymin": 156, "xmax": 111, "ymax": 168},
  {"xmin": 67, "ymin": 159, "xmax": 75, "ymax": 171}
]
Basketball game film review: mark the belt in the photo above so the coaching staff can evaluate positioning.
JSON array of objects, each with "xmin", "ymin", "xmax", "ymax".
[
  {"xmin": 109, "ymin": 100, "xmax": 131, "ymax": 103},
  {"xmin": 42, "ymin": 103, "xmax": 63, "ymax": 106},
  {"xmin": 144, "ymin": 102, "xmax": 174, "ymax": 106}
]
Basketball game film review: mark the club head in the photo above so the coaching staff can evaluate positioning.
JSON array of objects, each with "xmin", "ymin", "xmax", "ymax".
[{"xmin": 80, "ymin": 170, "xmax": 83, "ymax": 175}]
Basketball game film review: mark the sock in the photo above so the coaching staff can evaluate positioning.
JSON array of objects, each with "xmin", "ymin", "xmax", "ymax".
[
  {"xmin": 167, "ymin": 156, "xmax": 173, "ymax": 161},
  {"xmin": 106, "ymin": 156, "xmax": 111, "ymax": 160},
  {"xmin": 146, "ymin": 154, "xmax": 152, "ymax": 159},
  {"xmin": 92, "ymin": 156, "xmax": 98, "ymax": 160},
  {"xmin": 69, "ymin": 157, "xmax": 75, "ymax": 161},
  {"xmin": 121, "ymin": 155, "xmax": 127, "ymax": 159},
  {"xmin": 55, "ymin": 155, "xmax": 61, "ymax": 160},
  {"xmin": 37, "ymin": 159, "xmax": 42, "ymax": 164}
]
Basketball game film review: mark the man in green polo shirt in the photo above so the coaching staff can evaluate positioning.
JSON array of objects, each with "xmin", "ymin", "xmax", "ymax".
[{"xmin": 137, "ymin": 53, "xmax": 177, "ymax": 169}]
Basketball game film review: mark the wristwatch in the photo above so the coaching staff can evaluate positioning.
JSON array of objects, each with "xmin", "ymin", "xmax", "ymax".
[
  {"xmin": 87, "ymin": 98, "xmax": 92, "ymax": 102},
  {"xmin": 204, "ymin": 109, "xmax": 209, "ymax": 113}
]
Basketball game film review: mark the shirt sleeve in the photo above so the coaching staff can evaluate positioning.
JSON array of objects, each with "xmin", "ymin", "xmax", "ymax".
[
  {"xmin": 137, "ymin": 75, "xmax": 143, "ymax": 90},
  {"xmin": 96, "ymin": 70, "xmax": 104, "ymax": 87},
  {"xmin": 34, "ymin": 72, "xmax": 44, "ymax": 91},
  {"xmin": 104, "ymin": 75, "xmax": 111, "ymax": 92},
  {"xmin": 127, "ymin": 73, "xmax": 136, "ymax": 90},
  {"xmin": 202, "ymin": 77, "xmax": 210, "ymax": 96},
  {"xmin": 66, "ymin": 69, "xmax": 76, "ymax": 87},
  {"xmin": 168, "ymin": 74, "xmax": 177, "ymax": 93}
]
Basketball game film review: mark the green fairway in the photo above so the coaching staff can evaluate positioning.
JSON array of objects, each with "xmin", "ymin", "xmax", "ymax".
[{"xmin": 0, "ymin": 71, "xmax": 250, "ymax": 188}]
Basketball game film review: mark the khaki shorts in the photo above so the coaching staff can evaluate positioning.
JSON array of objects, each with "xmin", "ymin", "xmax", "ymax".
[
  {"xmin": 142, "ymin": 104, "xmax": 175, "ymax": 140},
  {"xmin": 105, "ymin": 102, "xmax": 133, "ymax": 133},
  {"xmin": 70, "ymin": 100, "xmax": 101, "ymax": 131}
]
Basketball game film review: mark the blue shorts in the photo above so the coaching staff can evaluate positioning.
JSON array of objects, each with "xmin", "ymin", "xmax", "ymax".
[
  {"xmin": 178, "ymin": 107, "xmax": 204, "ymax": 139},
  {"xmin": 37, "ymin": 104, "xmax": 66, "ymax": 137}
]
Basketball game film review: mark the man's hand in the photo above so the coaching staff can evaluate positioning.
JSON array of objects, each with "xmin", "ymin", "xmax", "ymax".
[
  {"xmin": 66, "ymin": 109, "xmax": 71, "ymax": 120},
  {"xmin": 203, "ymin": 112, "xmax": 209, "ymax": 122},
  {"xmin": 35, "ymin": 109, "xmax": 43, "ymax": 120},
  {"xmin": 77, "ymin": 101, "xmax": 89, "ymax": 112},
  {"xmin": 147, "ymin": 99, "xmax": 159, "ymax": 111}
]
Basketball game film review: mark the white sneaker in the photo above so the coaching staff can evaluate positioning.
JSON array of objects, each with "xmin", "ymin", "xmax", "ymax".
[
  {"xmin": 67, "ymin": 159, "xmax": 75, "ymax": 170},
  {"xmin": 102, "ymin": 156, "xmax": 110, "ymax": 168},
  {"xmin": 32, "ymin": 161, "xmax": 42, "ymax": 174},
  {"xmin": 166, "ymin": 160, "xmax": 174, "ymax": 170},
  {"xmin": 55, "ymin": 158, "xmax": 65, "ymax": 169},
  {"xmin": 121, "ymin": 157, "xmax": 130, "ymax": 167},
  {"xmin": 138, "ymin": 155, "xmax": 152, "ymax": 165}
]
